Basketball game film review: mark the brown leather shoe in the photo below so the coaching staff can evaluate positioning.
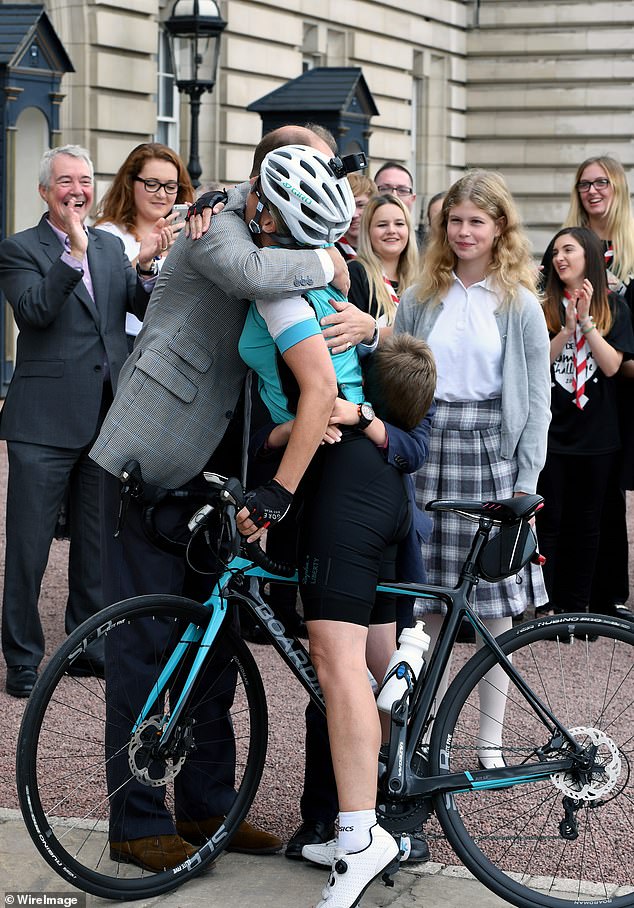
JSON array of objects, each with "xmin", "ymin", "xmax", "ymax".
[
  {"xmin": 109, "ymin": 834, "xmax": 198, "ymax": 872},
  {"xmin": 176, "ymin": 817, "xmax": 282, "ymax": 855}
]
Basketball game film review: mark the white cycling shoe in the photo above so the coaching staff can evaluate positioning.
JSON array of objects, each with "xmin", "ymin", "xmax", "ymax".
[
  {"xmin": 304, "ymin": 833, "xmax": 412, "ymax": 867},
  {"xmin": 315, "ymin": 824, "xmax": 400, "ymax": 908}
]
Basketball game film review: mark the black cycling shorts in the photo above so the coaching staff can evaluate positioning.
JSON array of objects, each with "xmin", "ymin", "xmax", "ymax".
[{"xmin": 298, "ymin": 432, "xmax": 410, "ymax": 627}]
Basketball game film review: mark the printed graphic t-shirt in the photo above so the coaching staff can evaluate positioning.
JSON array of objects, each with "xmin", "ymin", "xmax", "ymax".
[{"xmin": 548, "ymin": 293, "xmax": 634, "ymax": 455}]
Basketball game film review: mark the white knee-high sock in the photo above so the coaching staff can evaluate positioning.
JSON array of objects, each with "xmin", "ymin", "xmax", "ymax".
[{"xmin": 476, "ymin": 616, "xmax": 512, "ymax": 768}]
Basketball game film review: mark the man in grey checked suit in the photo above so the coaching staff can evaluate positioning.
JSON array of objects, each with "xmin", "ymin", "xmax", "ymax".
[
  {"xmin": 89, "ymin": 125, "xmax": 376, "ymax": 872},
  {"xmin": 0, "ymin": 145, "xmax": 163, "ymax": 698},
  {"xmin": 91, "ymin": 128, "xmax": 364, "ymax": 490}
]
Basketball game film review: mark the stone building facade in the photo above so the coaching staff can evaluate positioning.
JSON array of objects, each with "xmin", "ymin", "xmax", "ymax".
[{"xmin": 2, "ymin": 0, "xmax": 633, "ymax": 250}]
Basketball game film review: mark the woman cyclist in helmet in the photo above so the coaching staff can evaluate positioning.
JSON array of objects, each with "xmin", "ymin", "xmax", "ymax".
[{"xmin": 236, "ymin": 144, "xmax": 435, "ymax": 908}]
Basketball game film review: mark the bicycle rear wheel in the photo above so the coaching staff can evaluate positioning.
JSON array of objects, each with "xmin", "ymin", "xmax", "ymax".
[
  {"xmin": 16, "ymin": 594, "xmax": 268, "ymax": 900},
  {"xmin": 430, "ymin": 613, "xmax": 634, "ymax": 908}
]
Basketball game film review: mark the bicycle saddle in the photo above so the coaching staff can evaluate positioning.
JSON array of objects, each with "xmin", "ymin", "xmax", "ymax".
[{"xmin": 426, "ymin": 494, "xmax": 543, "ymax": 524}]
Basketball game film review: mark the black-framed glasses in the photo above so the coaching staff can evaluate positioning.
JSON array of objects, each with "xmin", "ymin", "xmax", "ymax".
[
  {"xmin": 377, "ymin": 184, "xmax": 414, "ymax": 197},
  {"xmin": 135, "ymin": 177, "xmax": 180, "ymax": 195},
  {"xmin": 576, "ymin": 178, "xmax": 610, "ymax": 193}
]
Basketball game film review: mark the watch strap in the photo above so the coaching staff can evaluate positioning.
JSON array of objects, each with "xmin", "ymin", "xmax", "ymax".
[{"xmin": 357, "ymin": 402, "xmax": 375, "ymax": 430}]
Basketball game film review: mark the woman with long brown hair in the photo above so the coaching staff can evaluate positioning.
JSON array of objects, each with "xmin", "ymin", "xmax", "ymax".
[
  {"xmin": 95, "ymin": 142, "xmax": 194, "ymax": 343},
  {"xmin": 536, "ymin": 226, "xmax": 634, "ymax": 616}
]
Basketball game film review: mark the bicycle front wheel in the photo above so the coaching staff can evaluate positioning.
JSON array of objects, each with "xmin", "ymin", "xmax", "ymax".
[
  {"xmin": 430, "ymin": 613, "xmax": 634, "ymax": 908},
  {"xmin": 16, "ymin": 594, "xmax": 268, "ymax": 900}
]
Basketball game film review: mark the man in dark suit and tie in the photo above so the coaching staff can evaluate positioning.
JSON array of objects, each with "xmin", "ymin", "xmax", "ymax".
[{"xmin": 0, "ymin": 144, "xmax": 165, "ymax": 697}]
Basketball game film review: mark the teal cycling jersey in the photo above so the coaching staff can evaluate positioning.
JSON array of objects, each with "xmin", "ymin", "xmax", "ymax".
[{"xmin": 238, "ymin": 285, "xmax": 364, "ymax": 424}]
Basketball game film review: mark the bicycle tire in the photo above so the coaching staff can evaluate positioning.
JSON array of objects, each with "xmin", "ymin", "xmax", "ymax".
[
  {"xmin": 16, "ymin": 594, "xmax": 268, "ymax": 900},
  {"xmin": 429, "ymin": 613, "xmax": 634, "ymax": 908}
]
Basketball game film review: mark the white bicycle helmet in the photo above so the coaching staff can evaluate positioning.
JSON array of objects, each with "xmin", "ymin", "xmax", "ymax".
[{"xmin": 259, "ymin": 144, "xmax": 355, "ymax": 247}]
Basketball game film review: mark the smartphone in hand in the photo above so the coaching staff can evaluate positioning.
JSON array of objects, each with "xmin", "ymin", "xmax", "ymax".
[{"xmin": 171, "ymin": 204, "xmax": 189, "ymax": 226}]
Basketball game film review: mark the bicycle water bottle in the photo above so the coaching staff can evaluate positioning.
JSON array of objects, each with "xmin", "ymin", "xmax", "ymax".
[{"xmin": 377, "ymin": 620, "xmax": 430, "ymax": 713}]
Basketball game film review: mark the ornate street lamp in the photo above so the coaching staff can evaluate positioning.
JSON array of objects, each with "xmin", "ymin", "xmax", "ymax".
[{"xmin": 164, "ymin": 0, "xmax": 227, "ymax": 187}]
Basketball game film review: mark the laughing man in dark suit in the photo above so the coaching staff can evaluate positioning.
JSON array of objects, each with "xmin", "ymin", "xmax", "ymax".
[{"xmin": 0, "ymin": 144, "xmax": 167, "ymax": 697}]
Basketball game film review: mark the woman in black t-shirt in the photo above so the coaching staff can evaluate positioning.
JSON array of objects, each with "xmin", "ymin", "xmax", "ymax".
[
  {"xmin": 536, "ymin": 227, "xmax": 634, "ymax": 615},
  {"xmin": 562, "ymin": 156, "xmax": 634, "ymax": 616}
]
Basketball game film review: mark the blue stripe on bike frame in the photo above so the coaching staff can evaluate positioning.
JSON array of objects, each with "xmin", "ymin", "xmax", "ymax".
[
  {"xmin": 133, "ymin": 623, "xmax": 204, "ymax": 732},
  {"xmin": 456, "ymin": 772, "xmax": 554, "ymax": 794},
  {"xmin": 133, "ymin": 567, "xmax": 236, "ymax": 735},
  {"xmin": 376, "ymin": 584, "xmax": 437, "ymax": 598},
  {"xmin": 468, "ymin": 775, "xmax": 545, "ymax": 790}
]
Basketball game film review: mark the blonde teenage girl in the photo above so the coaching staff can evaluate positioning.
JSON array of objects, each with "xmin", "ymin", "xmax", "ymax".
[{"xmin": 394, "ymin": 169, "xmax": 551, "ymax": 769}]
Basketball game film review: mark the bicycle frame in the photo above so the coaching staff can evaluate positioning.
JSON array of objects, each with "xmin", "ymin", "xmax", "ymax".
[
  {"xmin": 133, "ymin": 513, "xmax": 581, "ymax": 799},
  {"xmin": 132, "ymin": 554, "xmax": 324, "ymax": 747},
  {"xmin": 377, "ymin": 517, "xmax": 581, "ymax": 801}
]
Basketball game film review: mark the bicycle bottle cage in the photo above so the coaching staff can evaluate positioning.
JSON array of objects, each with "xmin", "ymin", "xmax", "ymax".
[{"xmin": 477, "ymin": 521, "xmax": 538, "ymax": 582}]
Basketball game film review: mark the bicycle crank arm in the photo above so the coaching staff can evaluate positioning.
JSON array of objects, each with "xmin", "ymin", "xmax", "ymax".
[{"xmin": 384, "ymin": 697, "xmax": 410, "ymax": 794}]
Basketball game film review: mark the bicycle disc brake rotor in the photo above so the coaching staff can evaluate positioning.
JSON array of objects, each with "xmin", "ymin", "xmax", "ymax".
[
  {"xmin": 550, "ymin": 726, "xmax": 622, "ymax": 801},
  {"xmin": 128, "ymin": 716, "xmax": 186, "ymax": 787}
]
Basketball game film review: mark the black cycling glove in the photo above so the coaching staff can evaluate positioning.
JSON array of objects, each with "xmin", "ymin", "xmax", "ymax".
[
  {"xmin": 185, "ymin": 189, "xmax": 228, "ymax": 222},
  {"xmin": 243, "ymin": 479, "xmax": 293, "ymax": 529}
]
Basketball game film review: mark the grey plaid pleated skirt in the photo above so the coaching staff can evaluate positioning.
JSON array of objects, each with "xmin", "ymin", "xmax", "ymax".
[{"xmin": 414, "ymin": 398, "xmax": 547, "ymax": 618}]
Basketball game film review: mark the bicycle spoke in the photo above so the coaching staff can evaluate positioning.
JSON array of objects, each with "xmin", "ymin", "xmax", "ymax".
[
  {"xmin": 17, "ymin": 596, "xmax": 268, "ymax": 899},
  {"xmin": 431, "ymin": 615, "xmax": 634, "ymax": 908}
]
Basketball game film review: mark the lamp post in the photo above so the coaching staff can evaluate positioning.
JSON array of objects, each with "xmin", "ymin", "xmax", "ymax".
[{"xmin": 164, "ymin": 0, "xmax": 226, "ymax": 188}]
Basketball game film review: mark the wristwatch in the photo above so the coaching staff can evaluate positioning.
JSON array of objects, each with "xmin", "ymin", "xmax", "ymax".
[
  {"xmin": 137, "ymin": 259, "xmax": 158, "ymax": 277},
  {"xmin": 357, "ymin": 402, "xmax": 375, "ymax": 430}
]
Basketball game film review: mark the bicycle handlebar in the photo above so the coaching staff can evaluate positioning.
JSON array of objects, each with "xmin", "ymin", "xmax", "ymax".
[
  {"xmin": 243, "ymin": 540, "xmax": 297, "ymax": 578},
  {"xmin": 218, "ymin": 478, "xmax": 296, "ymax": 578}
]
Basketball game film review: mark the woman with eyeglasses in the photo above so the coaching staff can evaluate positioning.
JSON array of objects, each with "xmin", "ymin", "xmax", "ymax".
[
  {"xmin": 95, "ymin": 143, "xmax": 194, "ymax": 345},
  {"xmin": 564, "ymin": 156, "xmax": 634, "ymax": 295},
  {"xmin": 562, "ymin": 158, "xmax": 634, "ymax": 620},
  {"xmin": 347, "ymin": 194, "xmax": 419, "ymax": 339}
]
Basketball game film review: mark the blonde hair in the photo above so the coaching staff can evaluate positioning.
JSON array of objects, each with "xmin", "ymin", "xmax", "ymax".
[
  {"xmin": 563, "ymin": 156, "xmax": 634, "ymax": 283},
  {"xmin": 415, "ymin": 170, "xmax": 537, "ymax": 309},
  {"xmin": 356, "ymin": 194, "xmax": 418, "ymax": 324},
  {"xmin": 347, "ymin": 173, "xmax": 377, "ymax": 198}
]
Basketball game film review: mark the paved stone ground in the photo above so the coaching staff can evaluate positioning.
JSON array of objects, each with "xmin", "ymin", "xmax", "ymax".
[
  {"xmin": 1, "ymin": 439, "xmax": 633, "ymax": 907},
  {"xmin": 0, "ymin": 803, "xmax": 518, "ymax": 907}
]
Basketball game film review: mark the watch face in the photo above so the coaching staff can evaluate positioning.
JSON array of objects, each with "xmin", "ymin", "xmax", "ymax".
[{"xmin": 361, "ymin": 403, "xmax": 374, "ymax": 421}]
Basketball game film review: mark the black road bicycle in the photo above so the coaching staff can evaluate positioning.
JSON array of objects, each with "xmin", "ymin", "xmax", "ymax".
[{"xmin": 16, "ymin": 474, "xmax": 634, "ymax": 906}]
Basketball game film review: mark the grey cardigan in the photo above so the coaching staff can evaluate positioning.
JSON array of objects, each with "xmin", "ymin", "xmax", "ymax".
[{"xmin": 395, "ymin": 282, "xmax": 551, "ymax": 493}]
